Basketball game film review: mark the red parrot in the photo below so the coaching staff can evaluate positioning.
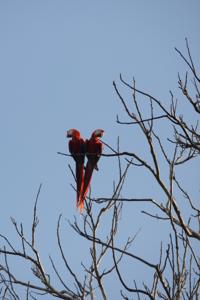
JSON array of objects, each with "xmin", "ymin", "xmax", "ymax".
[
  {"xmin": 81, "ymin": 129, "xmax": 104, "ymax": 203},
  {"xmin": 66, "ymin": 129, "xmax": 85, "ymax": 211}
]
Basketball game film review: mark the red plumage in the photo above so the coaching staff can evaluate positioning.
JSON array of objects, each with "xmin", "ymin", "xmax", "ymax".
[
  {"xmin": 67, "ymin": 129, "xmax": 85, "ymax": 211},
  {"xmin": 81, "ymin": 129, "xmax": 104, "ymax": 203}
]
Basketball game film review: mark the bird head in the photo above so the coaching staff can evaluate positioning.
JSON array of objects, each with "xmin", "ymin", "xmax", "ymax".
[
  {"xmin": 66, "ymin": 129, "xmax": 81, "ymax": 139},
  {"xmin": 91, "ymin": 129, "xmax": 104, "ymax": 139}
]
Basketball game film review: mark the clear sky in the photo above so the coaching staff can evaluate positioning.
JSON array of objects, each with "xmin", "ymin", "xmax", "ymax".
[{"xmin": 0, "ymin": 1, "xmax": 199, "ymax": 299}]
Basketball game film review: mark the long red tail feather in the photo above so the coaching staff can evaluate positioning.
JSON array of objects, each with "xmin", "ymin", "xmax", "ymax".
[
  {"xmin": 76, "ymin": 163, "xmax": 84, "ymax": 208},
  {"xmin": 81, "ymin": 162, "xmax": 95, "ymax": 204},
  {"xmin": 77, "ymin": 197, "xmax": 84, "ymax": 213}
]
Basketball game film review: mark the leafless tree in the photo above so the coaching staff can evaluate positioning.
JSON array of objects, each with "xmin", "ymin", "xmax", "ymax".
[{"xmin": 0, "ymin": 39, "xmax": 199, "ymax": 299}]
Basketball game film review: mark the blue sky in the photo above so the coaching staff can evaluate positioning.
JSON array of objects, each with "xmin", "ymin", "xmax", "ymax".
[{"xmin": 0, "ymin": 1, "xmax": 199, "ymax": 299}]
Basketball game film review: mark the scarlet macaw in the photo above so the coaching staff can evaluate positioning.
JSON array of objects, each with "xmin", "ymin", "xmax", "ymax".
[
  {"xmin": 81, "ymin": 129, "xmax": 104, "ymax": 203},
  {"xmin": 66, "ymin": 129, "xmax": 85, "ymax": 211}
]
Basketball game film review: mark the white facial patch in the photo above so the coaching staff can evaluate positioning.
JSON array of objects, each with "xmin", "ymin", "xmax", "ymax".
[{"xmin": 94, "ymin": 129, "xmax": 104, "ymax": 137}]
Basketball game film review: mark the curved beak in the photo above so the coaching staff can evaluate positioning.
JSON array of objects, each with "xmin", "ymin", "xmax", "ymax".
[
  {"xmin": 66, "ymin": 130, "xmax": 72, "ymax": 138},
  {"xmin": 98, "ymin": 129, "xmax": 104, "ymax": 137}
]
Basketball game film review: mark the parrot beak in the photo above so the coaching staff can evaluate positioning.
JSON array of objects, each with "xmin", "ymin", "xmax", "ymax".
[
  {"xmin": 66, "ymin": 128, "xmax": 81, "ymax": 139},
  {"xmin": 94, "ymin": 129, "xmax": 104, "ymax": 138},
  {"xmin": 66, "ymin": 129, "xmax": 73, "ymax": 138}
]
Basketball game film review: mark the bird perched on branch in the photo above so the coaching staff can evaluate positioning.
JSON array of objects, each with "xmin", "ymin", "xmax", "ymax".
[
  {"xmin": 66, "ymin": 129, "xmax": 85, "ymax": 211},
  {"xmin": 81, "ymin": 129, "xmax": 104, "ymax": 204}
]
